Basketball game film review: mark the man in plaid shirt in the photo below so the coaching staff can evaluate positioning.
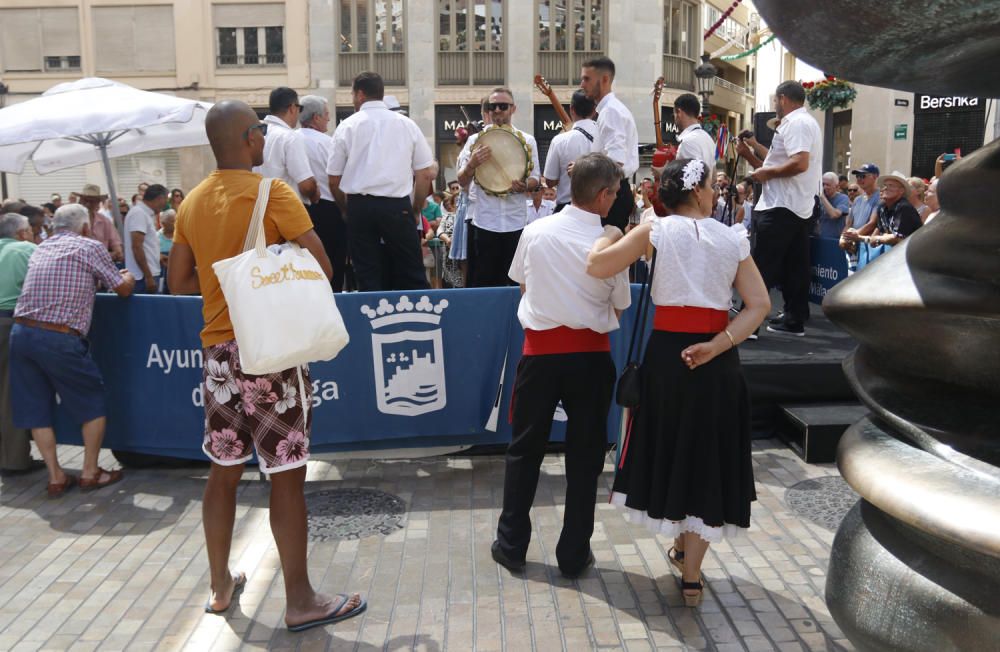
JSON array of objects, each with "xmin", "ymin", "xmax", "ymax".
[{"xmin": 9, "ymin": 203, "xmax": 135, "ymax": 498}]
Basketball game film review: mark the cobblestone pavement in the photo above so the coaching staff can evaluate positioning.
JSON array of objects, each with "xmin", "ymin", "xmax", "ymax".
[{"xmin": 0, "ymin": 440, "xmax": 856, "ymax": 651}]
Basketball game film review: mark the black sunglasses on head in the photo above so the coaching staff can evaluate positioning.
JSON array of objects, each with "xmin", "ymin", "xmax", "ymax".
[
  {"xmin": 486, "ymin": 102, "xmax": 512, "ymax": 112},
  {"xmin": 244, "ymin": 123, "xmax": 268, "ymax": 139}
]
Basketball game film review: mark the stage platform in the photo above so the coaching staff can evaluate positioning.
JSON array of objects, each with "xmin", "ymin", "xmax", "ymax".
[{"xmin": 741, "ymin": 299, "xmax": 857, "ymax": 438}]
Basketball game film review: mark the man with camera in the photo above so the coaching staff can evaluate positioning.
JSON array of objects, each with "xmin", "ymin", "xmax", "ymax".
[{"xmin": 735, "ymin": 81, "xmax": 822, "ymax": 337}]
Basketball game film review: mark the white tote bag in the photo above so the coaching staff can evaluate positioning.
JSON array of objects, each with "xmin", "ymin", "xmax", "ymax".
[{"xmin": 212, "ymin": 179, "xmax": 349, "ymax": 375}]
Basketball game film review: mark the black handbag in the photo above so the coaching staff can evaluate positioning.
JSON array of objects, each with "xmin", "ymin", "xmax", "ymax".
[{"xmin": 615, "ymin": 250, "xmax": 657, "ymax": 408}]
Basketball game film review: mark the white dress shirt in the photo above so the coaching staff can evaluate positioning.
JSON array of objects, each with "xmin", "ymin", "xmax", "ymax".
[
  {"xmin": 650, "ymin": 214, "xmax": 751, "ymax": 310},
  {"xmin": 509, "ymin": 205, "xmax": 631, "ymax": 333},
  {"xmin": 327, "ymin": 100, "xmax": 435, "ymax": 198},
  {"xmin": 543, "ymin": 119, "xmax": 597, "ymax": 205},
  {"xmin": 676, "ymin": 124, "xmax": 717, "ymax": 167},
  {"xmin": 755, "ymin": 106, "xmax": 823, "ymax": 219},
  {"xmin": 458, "ymin": 125, "xmax": 541, "ymax": 233},
  {"xmin": 252, "ymin": 115, "xmax": 314, "ymax": 202},
  {"xmin": 299, "ymin": 127, "xmax": 334, "ymax": 202},
  {"xmin": 526, "ymin": 198, "xmax": 556, "ymax": 224},
  {"xmin": 123, "ymin": 201, "xmax": 160, "ymax": 279},
  {"xmin": 591, "ymin": 93, "xmax": 639, "ymax": 178}
]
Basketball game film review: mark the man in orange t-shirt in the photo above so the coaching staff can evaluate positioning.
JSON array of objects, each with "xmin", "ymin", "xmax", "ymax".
[{"xmin": 168, "ymin": 100, "xmax": 365, "ymax": 632}]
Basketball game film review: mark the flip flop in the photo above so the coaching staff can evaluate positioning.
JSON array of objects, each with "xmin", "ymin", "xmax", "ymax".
[
  {"xmin": 204, "ymin": 572, "xmax": 247, "ymax": 614},
  {"xmin": 286, "ymin": 593, "xmax": 367, "ymax": 633}
]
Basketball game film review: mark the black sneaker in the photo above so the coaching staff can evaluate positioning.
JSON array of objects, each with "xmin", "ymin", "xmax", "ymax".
[
  {"xmin": 767, "ymin": 323, "xmax": 805, "ymax": 337},
  {"xmin": 768, "ymin": 312, "xmax": 785, "ymax": 325},
  {"xmin": 747, "ymin": 328, "xmax": 759, "ymax": 341},
  {"xmin": 491, "ymin": 540, "xmax": 525, "ymax": 573}
]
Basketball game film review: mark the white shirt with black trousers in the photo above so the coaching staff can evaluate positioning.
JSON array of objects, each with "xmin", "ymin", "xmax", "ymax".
[
  {"xmin": 544, "ymin": 118, "xmax": 597, "ymax": 211},
  {"xmin": 591, "ymin": 93, "xmax": 639, "ymax": 231},
  {"xmin": 300, "ymin": 127, "xmax": 347, "ymax": 291},
  {"xmin": 494, "ymin": 204, "xmax": 630, "ymax": 576},
  {"xmin": 327, "ymin": 99, "xmax": 435, "ymax": 291},
  {"xmin": 457, "ymin": 124, "xmax": 540, "ymax": 287},
  {"xmin": 751, "ymin": 106, "xmax": 822, "ymax": 332}
]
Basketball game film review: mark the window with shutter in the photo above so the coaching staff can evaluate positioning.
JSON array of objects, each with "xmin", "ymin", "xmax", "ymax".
[
  {"xmin": 212, "ymin": 3, "xmax": 286, "ymax": 67},
  {"xmin": 1, "ymin": 8, "xmax": 81, "ymax": 73},
  {"xmin": 94, "ymin": 6, "xmax": 175, "ymax": 73}
]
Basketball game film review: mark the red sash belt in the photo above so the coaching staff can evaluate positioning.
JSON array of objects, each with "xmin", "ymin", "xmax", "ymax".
[
  {"xmin": 523, "ymin": 326, "xmax": 611, "ymax": 355},
  {"xmin": 653, "ymin": 306, "xmax": 729, "ymax": 333}
]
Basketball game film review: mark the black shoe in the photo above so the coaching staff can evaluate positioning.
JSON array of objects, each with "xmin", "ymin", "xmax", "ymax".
[
  {"xmin": 0, "ymin": 459, "xmax": 46, "ymax": 477},
  {"xmin": 767, "ymin": 323, "xmax": 805, "ymax": 337},
  {"xmin": 747, "ymin": 329, "xmax": 759, "ymax": 341},
  {"xmin": 491, "ymin": 540, "xmax": 525, "ymax": 573},
  {"xmin": 560, "ymin": 550, "xmax": 595, "ymax": 579},
  {"xmin": 768, "ymin": 314, "xmax": 786, "ymax": 325}
]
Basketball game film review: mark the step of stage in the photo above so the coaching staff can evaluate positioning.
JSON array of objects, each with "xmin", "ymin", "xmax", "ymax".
[{"xmin": 777, "ymin": 403, "xmax": 869, "ymax": 464}]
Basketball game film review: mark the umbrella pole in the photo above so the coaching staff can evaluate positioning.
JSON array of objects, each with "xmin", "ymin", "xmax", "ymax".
[{"xmin": 97, "ymin": 136, "xmax": 124, "ymax": 233}]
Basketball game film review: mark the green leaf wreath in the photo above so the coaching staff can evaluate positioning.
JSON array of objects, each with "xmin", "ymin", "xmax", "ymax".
[{"xmin": 803, "ymin": 77, "xmax": 857, "ymax": 112}]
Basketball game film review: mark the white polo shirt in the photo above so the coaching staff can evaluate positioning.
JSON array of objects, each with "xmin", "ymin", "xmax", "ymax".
[
  {"xmin": 755, "ymin": 106, "xmax": 823, "ymax": 219},
  {"xmin": 252, "ymin": 115, "xmax": 314, "ymax": 202},
  {"xmin": 677, "ymin": 124, "xmax": 717, "ymax": 167},
  {"xmin": 299, "ymin": 127, "xmax": 334, "ymax": 202},
  {"xmin": 591, "ymin": 93, "xmax": 639, "ymax": 178},
  {"xmin": 458, "ymin": 125, "xmax": 541, "ymax": 233},
  {"xmin": 509, "ymin": 204, "xmax": 631, "ymax": 333},
  {"xmin": 327, "ymin": 100, "xmax": 434, "ymax": 198},
  {"xmin": 543, "ymin": 119, "xmax": 597, "ymax": 205},
  {"xmin": 123, "ymin": 201, "xmax": 160, "ymax": 279},
  {"xmin": 526, "ymin": 198, "xmax": 556, "ymax": 224}
]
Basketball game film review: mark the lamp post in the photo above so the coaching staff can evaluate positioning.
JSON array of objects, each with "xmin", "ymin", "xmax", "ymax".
[
  {"xmin": 0, "ymin": 82, "xmax": 8, "ymax": 200},
  {"xmin": 694, "ymin": 54, "xmax": 718, "ymax": 118}
]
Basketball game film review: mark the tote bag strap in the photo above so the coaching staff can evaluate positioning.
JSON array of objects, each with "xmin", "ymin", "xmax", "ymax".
[
  {"xmin": 241, "ymin": 178, "xmax": 274, "ymax": 255},
  {"xmin": 624, "ymin": 249, "xmax": 657, "ymax": 364}
]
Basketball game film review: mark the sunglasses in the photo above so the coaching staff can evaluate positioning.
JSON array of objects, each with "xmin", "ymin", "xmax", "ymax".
[
  {"xmin": 486, "ymin": 102, "xmax": 512, "ymax": 112},
  {"xmin": 854, "ymin": 173, "xmax": 869, "ymax": 179},
  {"xmin": 244, "ymin": 123, "xmax": 268, "ymax": 139},
  {"xmin": 847, "ymin": 188, "xmax": 860, "ymax": 193}
]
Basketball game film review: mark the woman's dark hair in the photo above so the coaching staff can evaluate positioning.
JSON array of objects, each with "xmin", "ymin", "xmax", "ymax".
[{"xmin": 658, "ymin": 158, "xmax": 709, "ymax": 209}]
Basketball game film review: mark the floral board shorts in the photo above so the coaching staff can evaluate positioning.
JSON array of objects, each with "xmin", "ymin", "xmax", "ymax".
[{"xmin": 202, "ymin": 340, "xmax": 312, "ymax": 474}]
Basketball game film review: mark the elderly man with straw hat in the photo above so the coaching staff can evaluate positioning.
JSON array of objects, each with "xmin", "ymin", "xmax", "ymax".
[
  {"xmin": 76, "ymin": 183, "xmax": 123, "ymax": 263},
  {"xmin": 842, "ymin": 170, "xmax": 922, "ymax": 249}
]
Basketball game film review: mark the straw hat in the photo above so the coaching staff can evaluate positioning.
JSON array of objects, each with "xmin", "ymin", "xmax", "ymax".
[
  {"xmin": 878, "ymin": 171, "xmax": 912, "ymax": 199},
  {"xmin": 78, "ymin": 183, "xmax": 108, "ymax": 200}
]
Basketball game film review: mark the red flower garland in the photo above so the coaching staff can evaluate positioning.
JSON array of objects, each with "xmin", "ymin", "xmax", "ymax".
[{"xmin": 704, "ymin": 0, "xmax": 744, "ymax": 40}]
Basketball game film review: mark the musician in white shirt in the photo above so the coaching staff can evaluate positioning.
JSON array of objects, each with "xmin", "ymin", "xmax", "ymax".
[
  {"xmin": 253, "ymin": 87, "xmax": 319, "ymax": 205},
  {"xmin": 492, "ymin": 153, "xmax": 630, "ymax": 578},
  {"xmin": 299, "ymin": 95, "xmax": 347, "ymax": 292},
  {"xmin": 579, "ymin": 57, "xmax": 639, "ymax": 231},
  {"xmin": 327, "ymin": 72, "xmax": 436, "ymax": 291},
  {"xmin": 543, "ymin": 91, "xmax": 597, "ymax": 212},
  {"xmin": 457, "ymin": 87, "xmax": 541, "ymax": 287},
  {"xmin": 674, "ymin": 93, "xmax": 717, "ymax": 167}
]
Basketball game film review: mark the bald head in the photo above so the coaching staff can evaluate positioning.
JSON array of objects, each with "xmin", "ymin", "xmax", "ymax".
[{"xmin": 206, "ymin": 100, "xmax": 264, "ymax": 169}]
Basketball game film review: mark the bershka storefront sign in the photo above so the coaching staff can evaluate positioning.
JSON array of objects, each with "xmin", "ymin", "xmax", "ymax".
[{"xmin": 916, "ymin": 95, "xmax": 982, "ymax": 113}]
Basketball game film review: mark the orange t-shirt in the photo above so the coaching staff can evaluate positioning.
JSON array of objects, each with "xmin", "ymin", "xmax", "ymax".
[{"xmin": 173, "ymin": 169, "xmax": 313, "ymax": 347}]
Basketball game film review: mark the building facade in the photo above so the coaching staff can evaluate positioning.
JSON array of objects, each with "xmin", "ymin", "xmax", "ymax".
[{"xmin": 1, "ymin": 0, "xmax": 759, "ymax": 202}]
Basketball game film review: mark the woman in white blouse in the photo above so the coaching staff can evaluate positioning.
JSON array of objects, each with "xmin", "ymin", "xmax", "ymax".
[{"xmin": 587, "ymin": 159, "xmax": 770, "ymax": 607}]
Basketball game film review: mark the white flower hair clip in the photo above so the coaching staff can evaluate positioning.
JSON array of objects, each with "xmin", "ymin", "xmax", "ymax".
[{"xmin": 680, "ymin": 160, "xmax": 704, "ymax": 191}]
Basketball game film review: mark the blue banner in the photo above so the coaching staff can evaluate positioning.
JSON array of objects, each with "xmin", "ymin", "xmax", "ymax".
[
  {"xmin": 54, "ymin": 289, "xmax": 642, "ymax": 459},
  {"xmin": 809, "ymin": 237, "xmax": 849, "ymax": 304}
]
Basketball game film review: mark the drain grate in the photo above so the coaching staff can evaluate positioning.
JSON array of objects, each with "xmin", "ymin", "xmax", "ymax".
[
  {"xmin": 305, "ymin": 488, "xmax": 407, "ymax": 541},
  {"xmin": 785, "ymin": 476, "xmax": 859, "ymax": 531}
]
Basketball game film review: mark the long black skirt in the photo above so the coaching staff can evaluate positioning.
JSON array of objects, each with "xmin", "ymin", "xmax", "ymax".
[{"xmin": 612, "ymin": 330, "xmax": 755, "ymax": 542}]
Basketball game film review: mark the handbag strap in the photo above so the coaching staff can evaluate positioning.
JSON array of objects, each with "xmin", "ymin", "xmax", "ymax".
[
  {"xmin": 625, "ymin": 249, "xmax": 657, "ymax": 364},
  {"xmin": 241, "ymin": 178, "xmax": 274, "ymax": 256}
]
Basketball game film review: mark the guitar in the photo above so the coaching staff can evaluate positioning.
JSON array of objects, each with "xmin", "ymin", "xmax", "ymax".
[
  {"xmin": 533, "ymin": 74, "xmax": 573, "ymax": 131},
  {"xmin": 653, "ymin": 76, "xmax": 666, "ymax": 150},
  {"xmin": 650, "ymin": 76, "xmax": 674, "ymax": 216}
]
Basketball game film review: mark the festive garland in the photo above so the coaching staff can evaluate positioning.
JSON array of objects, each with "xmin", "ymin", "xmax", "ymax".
[
  {"xmin": 704, "ymin": 0, "xmax": 744, "ymax": 40},
  {"xmin": 803, "ymin": 76, "xmax": 858, "ymax": 111},
  {"xmin": 720, "ymin": 34, "xmax": 777, "ymax": 61}
]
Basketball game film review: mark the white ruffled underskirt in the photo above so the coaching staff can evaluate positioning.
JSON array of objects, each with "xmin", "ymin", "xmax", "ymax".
[{"xmin": 610, "ymin": 492, "xmax": 746, "ymax": 543}]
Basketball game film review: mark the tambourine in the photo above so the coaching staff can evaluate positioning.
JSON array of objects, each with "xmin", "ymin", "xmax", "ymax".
[{"xmin": 473, "ymin": 126, "xmax": 532, "ymax": 197}]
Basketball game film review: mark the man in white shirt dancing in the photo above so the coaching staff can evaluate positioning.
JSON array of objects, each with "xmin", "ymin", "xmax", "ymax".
[{"xmin": 492, "ymin": 153, "xmax": 631, "ymax": 579}]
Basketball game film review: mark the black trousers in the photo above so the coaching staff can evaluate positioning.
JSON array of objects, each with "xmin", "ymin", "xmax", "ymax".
[
  {"xmin": 752, "ymin": 206, "xmax": 811, "ymax": 327},
  {"xmin": 603, "ymin": 178, "xmax": 633, "ymax": 231},
  {"xmin": 467, "ymin": 224, "xmax": 521, "ymax": 288},
  {"xmin": 307, "ymin": 199, "xmax": 348, "ymax": 292},
  {"xmin": 496, "ymin": 351, "xmax": 616, "ymax": 573},
  {"xmin": 346, "ymin": 194, "xmax": 429, "ymax": 292}
]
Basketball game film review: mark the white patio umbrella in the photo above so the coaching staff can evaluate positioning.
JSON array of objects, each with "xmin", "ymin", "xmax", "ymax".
[{"xmin": 0, "ymin": 77, "xmax": 213, "ymax": 229}]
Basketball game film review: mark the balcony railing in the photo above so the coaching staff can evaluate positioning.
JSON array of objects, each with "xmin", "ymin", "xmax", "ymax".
[
  {"xmin": 714, "ymin": 75, "xmax": 750, "ymax": 96},
  {"xmin": 537, "ymin": 51, "xmax": 604, "ymax": 86},
  {"xmin": 338, "ymin": 52, "xmax": 406, "ymax": 86},
  {"xmin": 217, "ymin": 53, "xmax": 285, "ymax": 67},
  {"xmin": 437, "ymin": 51, "xmax": 504, "ymax": 86},
  {"xmin": 663, "ymin": 54, "xmax": 695, "ymax": 91}
]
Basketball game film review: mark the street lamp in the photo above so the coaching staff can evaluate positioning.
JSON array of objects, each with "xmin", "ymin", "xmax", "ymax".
[
  {"xmin": 694, "ymin": 54, "xmax": 718, "ymax": 118},
  {"xmin": 0, "ymin": 82, "xmax": 8, "ymax": 200}
]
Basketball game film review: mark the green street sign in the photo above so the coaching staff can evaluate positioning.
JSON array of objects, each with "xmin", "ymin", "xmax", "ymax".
[{"xmin": 894, "ymin": 124, "xmax": 908, "ymax": 140}]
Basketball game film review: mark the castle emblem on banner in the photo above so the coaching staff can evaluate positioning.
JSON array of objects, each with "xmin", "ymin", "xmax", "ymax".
[{"xmin": 361, "ymin": 296, "xmax": 449, "ymax": 416}]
